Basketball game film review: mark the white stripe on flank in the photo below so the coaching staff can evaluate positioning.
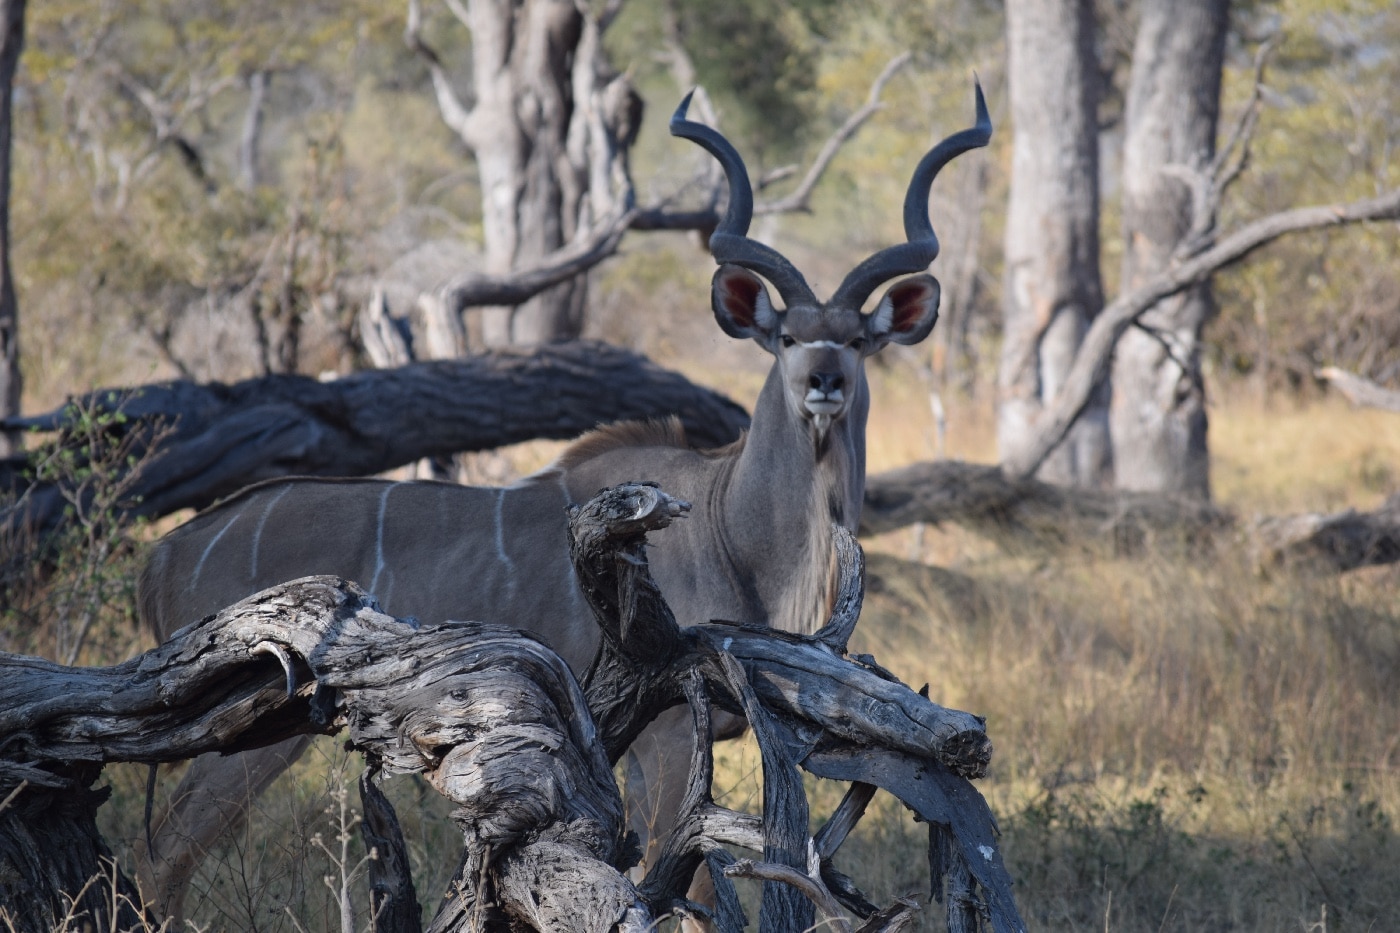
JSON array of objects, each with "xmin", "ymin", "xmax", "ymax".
[
  {"xmin": 190, "ymin": 512, "xmax": 238, "ymax": 592},
  {"xmin": 248, "ymin": 484, "xmax": 291, "ymax": 580},
  {"xmin": 494, "ymin": 488, "xmax": 517, "ymax": 597},
  {"xmin": 557, "ymin": 475, "xmax": 587, "ymax": 620},
  {"xmin": 368, "ymin": 483, "xmax": 397, "ymax": 596}
]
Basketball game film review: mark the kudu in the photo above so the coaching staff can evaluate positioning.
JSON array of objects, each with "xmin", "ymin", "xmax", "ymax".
[{"xmin": 136, "ymin": 85, "xmax": 991, "ymax": 921}]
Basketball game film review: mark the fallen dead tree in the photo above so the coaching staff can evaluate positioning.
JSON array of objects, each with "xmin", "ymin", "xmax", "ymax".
[
  {"xmin": 862, "ymin": 460, "xmax": 1400, "ymax": 572},
  {"xmin": 0, "ymin": 340, "xmax": 749, "ymax": 540},
  {"xmin": 0, "ymin": 482, "xmax": 1022, "ymax": 933},
  {"xmin": 861, "ymin": 459, "xmax": 1233, "ymax": 551}
]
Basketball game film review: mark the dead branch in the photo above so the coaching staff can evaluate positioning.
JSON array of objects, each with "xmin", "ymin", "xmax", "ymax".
[
  {"xmin": 1002, "ymin": 185, "xmax": 1400, "ymax": 481},
  {"xmin": 440, "ymin": 208, "xmax": 638, "ymax": 318},
  {"xmin": 1316, "ymin": 366, "xmax": 1400, "ymax": 413},
  {"xmin": 755, "ymin": 54, "xmax": 911, "ymax": 216},
  {"xmin": 634, "ymin": 53, "xmax": 913, "ymax": 234}
]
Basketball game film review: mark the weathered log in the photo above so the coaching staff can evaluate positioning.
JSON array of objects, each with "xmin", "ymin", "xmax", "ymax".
[
  {"xmin": 1252, "ymin": 492, "xmax": 1400, "ymax": 572},
  {"xmin": 861, "ymin": 459, "xmax": 1232, "ymax": 551},
  {"xmin": 863, "ymin": 460, "xmax": 1400, "ymax": 574},
  {"xmin": 565, "ymin": 483, "xmax": 1021, "ymax": 933},
  {"xmin": 0, "ymin": 577, "xmax": 645, "ymax": 932},
  {"xmin": 0, "ymin": 340, "xmax": 750, "ymax": 541},
  {"xmin": 0, "ymin": 482, "xmax": 1023, "ymax": 932},
  {"xmin": 567, "ymin": 483, "xmax": 992, "ymax": 779}
]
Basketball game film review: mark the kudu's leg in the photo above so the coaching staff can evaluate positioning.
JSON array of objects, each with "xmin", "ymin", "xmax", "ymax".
[{"xmin": 137, "ymin": 736, "xmax": 314, "ymax": 923}]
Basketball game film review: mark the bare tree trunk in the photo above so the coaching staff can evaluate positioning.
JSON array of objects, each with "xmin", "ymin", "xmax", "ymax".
[
  {"xmin": 410, "ymin": 0, "xmax": 637, "ymax": 349},
  {"xmin": 0, "ymin": 0, "xmax": 24, "ymax": 456},
  {"xmin": 237, "ymin": 69, "xmax": 268, "ymax": 193},
  {"xmin": 998, "ymin": 0, "xmax": 1110, "ymax": 487},
  {"xmin": 1110, "ymin": 0, "xmax": 1229, "ymax": 500}
]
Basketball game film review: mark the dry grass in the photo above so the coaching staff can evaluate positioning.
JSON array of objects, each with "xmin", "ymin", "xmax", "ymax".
[
  {"xmin": 50, "ymin": 362, "xmax": 1400, "ymax": 931},
  {"xmin": 813, "ymin": 373, "xmax": 1400, "ymax": 930},
  {"xmin": 825, "ymin": 538, "xmax": 1400, "ymax": 931}
]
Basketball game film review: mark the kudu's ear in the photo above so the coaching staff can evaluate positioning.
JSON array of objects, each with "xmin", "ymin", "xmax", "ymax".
[
  {"xmin": 712, "ymin": 264, "xmax": 779, "ymax": 340},
  {"xmin": 866, "ymin": 274, "xmax": 940, "ymax": 347}
]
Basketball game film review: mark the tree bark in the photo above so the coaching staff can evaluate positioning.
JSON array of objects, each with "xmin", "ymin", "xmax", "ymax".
[
  {"xmin": 0, "ymin": 0, "xmax": 25, "ymax": 456},
  {"xmin": 999, "ymin": 0, "xmax": 1109, "ymax": 487},
  {"xmin": 1110, "ymin": 0, "xmax": 1229, "ymax": 500}
]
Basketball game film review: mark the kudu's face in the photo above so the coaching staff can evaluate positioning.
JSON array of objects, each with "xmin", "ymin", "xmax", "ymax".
[
  {"xmin": 671, "ymin": 84, "xmax": 990, "ymax": 437},
  {"xmin": 711, "ymin": 265, "xmax": 941, "ymax": 434}
]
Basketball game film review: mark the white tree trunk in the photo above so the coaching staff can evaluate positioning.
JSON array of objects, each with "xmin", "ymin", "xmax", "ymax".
[
  {"xmin": 998, "ymin": 0, "xmax": 1109, "ymax": 487},
  {"xmin": 1110, "ymin": 0, "xmax": 1229, "ymax": 499},
  {"xmin": 413, "ymin": 0, "xmax": 638, "ymax": 349}
]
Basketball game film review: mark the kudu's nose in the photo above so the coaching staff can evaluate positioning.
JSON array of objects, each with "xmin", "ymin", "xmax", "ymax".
[{"xmin": 809, "ymin": 372, "xmax": 845, "ymax": 395}]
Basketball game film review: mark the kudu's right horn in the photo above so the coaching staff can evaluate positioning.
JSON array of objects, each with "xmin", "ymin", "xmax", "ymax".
[{"xmin": 670, "ymin": 92, "xmax": 818, "ymax": 308}]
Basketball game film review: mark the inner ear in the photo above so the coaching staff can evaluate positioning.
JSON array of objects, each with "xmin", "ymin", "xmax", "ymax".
[
  {"xmin": 867, "ymin": 275, "xmax": 941, "ymax": 346},
  {"xmin": 712, "ymin": 265, "xmax": 778, "ymax": 339}
]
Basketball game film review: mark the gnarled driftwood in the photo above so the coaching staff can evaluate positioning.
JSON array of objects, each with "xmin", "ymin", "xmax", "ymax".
[{"xmin": 0, "ymin": 482, "xmax": 1022, "ymax": 932}]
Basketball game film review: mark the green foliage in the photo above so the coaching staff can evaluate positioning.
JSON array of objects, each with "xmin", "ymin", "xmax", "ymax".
[{"xmin": 0, "ymin": 396, "xmax": 162, "ymax": 665}]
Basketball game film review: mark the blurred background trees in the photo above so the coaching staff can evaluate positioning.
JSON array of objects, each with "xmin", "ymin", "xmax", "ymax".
[{"xmin": 1, "ymin": 0, "xmax": 1396, "ymax": 488}]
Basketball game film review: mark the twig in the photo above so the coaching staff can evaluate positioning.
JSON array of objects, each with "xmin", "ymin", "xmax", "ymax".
[{"xmin": 724, "ymin": 858, "xmax": 853, "ymax": 933}]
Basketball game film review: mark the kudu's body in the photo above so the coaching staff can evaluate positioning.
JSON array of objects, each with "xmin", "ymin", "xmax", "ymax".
[{"xmin": 137, "ymin": 87, "xmax": 990, "ymax": 922}]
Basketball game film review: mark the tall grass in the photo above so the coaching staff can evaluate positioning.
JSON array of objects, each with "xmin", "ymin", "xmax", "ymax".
[{"xmin": 13, "ymin": 380, "xmax": 1399, "ymax": 931}]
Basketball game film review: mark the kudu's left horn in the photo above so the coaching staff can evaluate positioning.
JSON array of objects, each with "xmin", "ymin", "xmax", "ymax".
[{"xmin": 829, "ymin": 79, "xmax": 992, "ymax": 313}]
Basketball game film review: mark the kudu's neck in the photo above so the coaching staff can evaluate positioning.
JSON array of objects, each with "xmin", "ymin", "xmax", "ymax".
[{"xmin": 720, "ymin": 364, "xmax": 868, "ymax": 634}]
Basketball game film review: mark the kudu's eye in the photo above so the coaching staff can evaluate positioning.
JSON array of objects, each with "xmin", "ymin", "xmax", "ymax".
[
  {"xmin": 850, "ymin": 337, "xmax": 867, "ymax": 352},
  {"xmin": 780, "ymin": 334, "xmax": 795, "ymax": 348}
]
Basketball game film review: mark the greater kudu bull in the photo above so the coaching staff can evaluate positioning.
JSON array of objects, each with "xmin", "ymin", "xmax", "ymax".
[{"xmin": 136, "ymin": 86, "xmax": 991, "ymax": 922}]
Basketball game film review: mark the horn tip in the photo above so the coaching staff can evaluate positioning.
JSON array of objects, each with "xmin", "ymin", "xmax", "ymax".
[
  {"xmin": 971, "ymin": 74, "xmax": 992, "ymax": 140},
  {"xmin": 670, "ymin": 90, "xmax": 697, "ymax": 132}
]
